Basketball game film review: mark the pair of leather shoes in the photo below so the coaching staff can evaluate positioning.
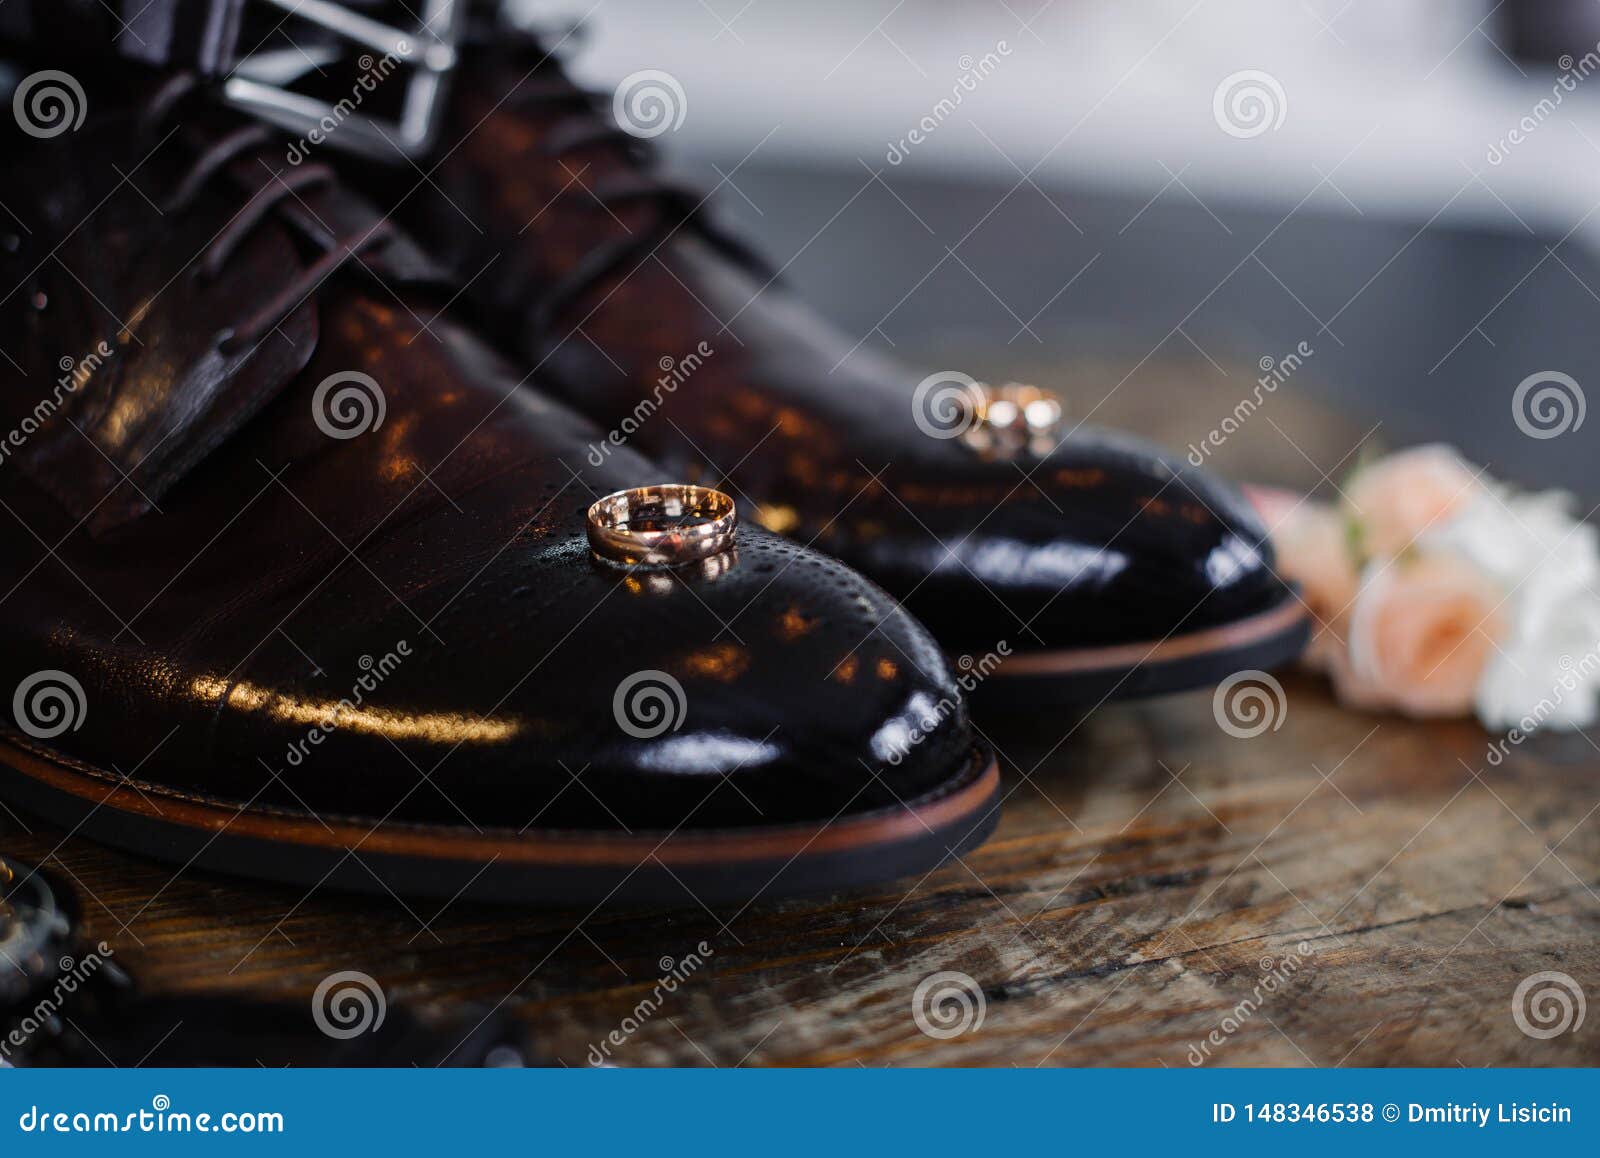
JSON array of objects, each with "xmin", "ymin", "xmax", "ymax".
[
  {"xmin": 359, "ymin": 20, "xmax": 1307, "ymax": 703},
  {"xmin": 0, "ymin": 51, "xmax": 993, "ymax": 906},
  {"xmin": 0, "ymin": 1, "xmax": 1301, "ymax": 905}
]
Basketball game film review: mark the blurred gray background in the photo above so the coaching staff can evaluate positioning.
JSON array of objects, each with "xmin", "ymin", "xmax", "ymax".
[{"xmin": 518, "ymin": 0, "xmax": 1599, "ymax": 493}]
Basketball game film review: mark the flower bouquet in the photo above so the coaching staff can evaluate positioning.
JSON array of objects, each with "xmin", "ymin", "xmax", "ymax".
[{"xmin": 1247, "ymin": 445, "xmax": 1600, "ymax": 731}]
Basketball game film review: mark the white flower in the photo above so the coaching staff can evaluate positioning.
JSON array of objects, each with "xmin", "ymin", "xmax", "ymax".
[
  {"xmin": 1475, "ymin": 601, "xmax": 1600, "ymax": 731},
  {"xmin": 1424, "ymin": 487, "xmax": 1600, "ymax": 731},
  {"xmin": 1423, "ymin": 487, "xmax": 1598, "ymax": 592}
]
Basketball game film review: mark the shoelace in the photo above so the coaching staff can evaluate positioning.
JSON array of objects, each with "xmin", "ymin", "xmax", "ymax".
[
  {"xmin": 501, "ymin": 64, "xmax": 775, "ymax": 332},
  {"xmin": 138, "ymin": 74, "xmax": 396, "ymax": 356}
]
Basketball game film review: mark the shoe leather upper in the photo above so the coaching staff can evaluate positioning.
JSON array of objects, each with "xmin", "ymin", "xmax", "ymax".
[
  {"xmin": 0, "ymin": 71, "xmax": 976, "ymax": 833},
  {"xmin": 379, "ymin": 46, "xmax": 1291, "ymax": 654}
]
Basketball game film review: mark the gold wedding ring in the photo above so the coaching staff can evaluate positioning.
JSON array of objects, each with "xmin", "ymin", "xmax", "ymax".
[
  {"xmin": 587, "ymin": 485, "xmax": 738, "ymax": 566},
  {"xmin": 962, "ymin": 382, "xmax": 1064, "ymax": 459}
]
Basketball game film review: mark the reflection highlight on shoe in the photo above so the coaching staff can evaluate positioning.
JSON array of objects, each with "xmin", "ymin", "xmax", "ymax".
[
  {"xmin": 611, "ymin": 549, "xmax": 740, "ymax": 589},
  {"xmin": 869, "ymin": 689, "xmax": 945, "ymax": 764},
  {"xmin": 924, "ymin": 537, "xmax": 1131, "ymax": 587},
  {"xmin": 188, "ymin": 676, "xmax": 522, "ymax": 745},
  {"xmin": 631, "ymin": 733, "xmax": 780, "ymax": 774},
  {"xmin": 679, "ymin": 643, "xmax": 750, "ymax": 682},
  {"xmin": 1204, "ymin": 534, "xmax": 1265, "ymax": 589}
]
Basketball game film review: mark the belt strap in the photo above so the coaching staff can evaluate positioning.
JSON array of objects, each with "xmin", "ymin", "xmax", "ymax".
[
  {"xmin": 2, "ymin": 0, "xmax": 257, "ymax": 74},
  {"xmin": 0, "ymin": 0, "xmax": 501, "ymax": 73},
  {"xmin": 1, "ymin": 0, "xmax": 473, "ymax": 160}
]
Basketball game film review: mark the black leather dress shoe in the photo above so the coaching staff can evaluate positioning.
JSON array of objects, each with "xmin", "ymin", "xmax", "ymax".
[
  {"xmin": 354, "ymin": 18, "xmax": 1307, "ymax": 704},
  {"xmin": 0, "ymin": 64, "xmax": 996, "ymax": 904}
]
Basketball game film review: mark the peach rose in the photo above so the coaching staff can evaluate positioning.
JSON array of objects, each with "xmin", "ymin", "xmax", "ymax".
[
  {"xmin": 1324, "ymin": 641, "xmax": 1398, "ymax": 713},
  {"xmin": 1344, "ymin": 444, "xmax": 1480, "ymax": 559},
  {"xmin": 1245, "ymin": 487, "xmax": 1358, "ymax": 671},
  {"xmin": 1344, "ymin": 553, "xmax": 1506, "ymax": 718}
]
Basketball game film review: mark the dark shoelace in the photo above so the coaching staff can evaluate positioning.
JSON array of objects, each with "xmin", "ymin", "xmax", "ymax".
[
  {"xmin": 500, "ymin": 64, "xmax": 775, "ymax": 332},
  {"xmin": 138, "ymin": 73, "xmax": 397, "ymax": 356}
]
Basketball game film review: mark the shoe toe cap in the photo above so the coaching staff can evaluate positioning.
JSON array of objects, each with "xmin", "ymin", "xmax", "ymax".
[
  {"xmin": 843, "ymin": 427, "xmax": 1287, "ymax": 652},
  {"xmin": 203, "ymin": 524, "xmax": 976, "ymax": 833}
]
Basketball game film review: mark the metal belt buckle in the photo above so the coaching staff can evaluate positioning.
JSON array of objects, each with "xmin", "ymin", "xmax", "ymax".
[
  {"xmin": 0, "ymin": 854, "xmax": 74, "ymax": 1014},
  {"xmin": 221, "ymin": 0, "xmax": 461, "ymax": 161}
]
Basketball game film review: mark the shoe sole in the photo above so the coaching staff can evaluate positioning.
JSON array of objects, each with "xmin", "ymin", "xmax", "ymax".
[
  {"xmin": 963, "ymin": 592, "xmax": 1309, "ymax": 706},
  {"xmin": 0, "ymin": 736, "xmax": 999, "ymax": 906}
]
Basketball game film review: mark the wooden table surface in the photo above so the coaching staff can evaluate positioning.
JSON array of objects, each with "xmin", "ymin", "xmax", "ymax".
[{"xmin": 4, "ymin": 359, "xmax": 1598, "ymax": 1067}]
